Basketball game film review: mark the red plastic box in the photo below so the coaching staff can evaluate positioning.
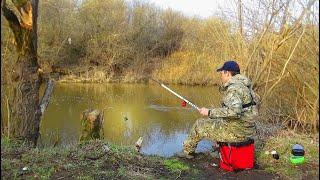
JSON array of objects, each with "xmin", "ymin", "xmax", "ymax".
[{"xmin": 218, "ymin": 139, "xmax": 254, "ymax": 171}]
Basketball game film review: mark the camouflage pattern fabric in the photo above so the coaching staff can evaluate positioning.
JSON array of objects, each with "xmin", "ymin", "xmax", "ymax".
[{"xmin": 183, "ymin": 74, "xmax": 259, "ymax": 154}]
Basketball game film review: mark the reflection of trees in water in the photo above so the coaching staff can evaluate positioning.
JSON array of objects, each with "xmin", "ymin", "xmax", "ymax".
[
  {"xmin": 143, "ymin": 126, "xmax": 187, "ymax": 145},
  {"xmin": 37, "ymin": 128, "xmax": 79, "ymax": 148},
  {"xmin": 2, "ymin": 82, "xmax": 219, "ymax": 153},
  {"xmin": 141, "ymin": 126, "xmax": 189, "ymax": 157},
  {"xmin": 10, "ymin": 83, "xmax": 221, "ymax": 153},
  {"xmin": 102, "ymin": 107, "xmax": 194, "ymax": 146},
  {"xmin": 54, "ymin": 83, "xmax": 220, "ymax": 109}
]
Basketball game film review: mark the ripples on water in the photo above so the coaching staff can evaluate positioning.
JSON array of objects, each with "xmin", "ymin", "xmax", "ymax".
[{"xmin": 2, "ymin": 83, "xmax": 221, "ymax": 157}]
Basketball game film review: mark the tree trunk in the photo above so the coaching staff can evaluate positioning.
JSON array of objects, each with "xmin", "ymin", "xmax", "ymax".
[
  {"xmin": 237, "ymin": 0, "xmax": 243, "ymax": 36},
  {"xmin": 2, "ymin": 0, "xmax": 41, "ymax": 146},
  {"xmin": 80, "ymin": 109, "xmax": 104, "ymax": 141},
  {"xmin": 40, "ymin": 79, "xmax": 54, "ymax": 116}
]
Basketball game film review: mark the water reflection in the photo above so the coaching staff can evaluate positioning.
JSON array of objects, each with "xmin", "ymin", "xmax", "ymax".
[{"xmin": 2, "ymin": 83, "xmax": 221, "ymax": 157}]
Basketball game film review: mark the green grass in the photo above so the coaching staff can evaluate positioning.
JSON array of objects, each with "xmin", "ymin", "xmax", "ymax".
[
  {"xmin": 1, "ymin": 136, "xmax": 11, "ymax": 146},
  {"xmin": 77, "ymin": 175, "xmax": 94, "ymax": 180},
  {"xmin": 117, "ymin": 166, "xmax": 127, "ymax": 178},
  {"xmin": 164, "ymin": 159, "xmax": 190, "ymax": 172},
  {"xmin": 1, "ymin": 138, "xmax": 196, "ymax": 179},
  {"xmin": 1, "ymin": 133, "xmax": 318, "ymax": 179}
]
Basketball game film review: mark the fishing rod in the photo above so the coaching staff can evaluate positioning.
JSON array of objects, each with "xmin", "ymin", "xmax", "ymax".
[{"xmin": 150, "ymin": 78, "xmax": 200, "ymax": 111}]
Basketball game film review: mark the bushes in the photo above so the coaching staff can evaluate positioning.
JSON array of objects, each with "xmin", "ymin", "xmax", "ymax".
[
  {"xmin": 1, "ymin": 0, "xmax": 318, "ymax": 133},
  {"xmin": 153, "ymin": 51, "xmax": 215, "ymax": 85}
]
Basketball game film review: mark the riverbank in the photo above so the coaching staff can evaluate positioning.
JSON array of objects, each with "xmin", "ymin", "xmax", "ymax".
[
  {"xmin": 48, "ymin": 69, "xmax": 318, "ymax": 136},
  {"xmin": 46, "ymin": 65, "xmax": 219, "ymax": 85},
  {"xmin": 1, "ymin": 130, "xmax": 318, "ymax": 179}
]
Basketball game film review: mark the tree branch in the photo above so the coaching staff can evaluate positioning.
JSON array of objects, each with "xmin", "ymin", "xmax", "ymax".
[
  {"xmin": 265, "ymin": 26, "xmax": 306, "ymax": 98},
  {"xmin": 39, "ymin": 79, "xmax": 54, "ymax": 116}
]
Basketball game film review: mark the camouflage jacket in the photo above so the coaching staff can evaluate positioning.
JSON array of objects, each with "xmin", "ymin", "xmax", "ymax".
[{"xmin": 208, "ymin": 74, "xmax": 259, "ymax": 137}]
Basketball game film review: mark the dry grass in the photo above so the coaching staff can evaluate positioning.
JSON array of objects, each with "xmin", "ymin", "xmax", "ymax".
[
  {"xmin": 257, "ymin": 130, "xmax": 319, "ymax": 179},
  {"xmin": 1, "ymin": 0, "xmax": 318, "ymax": 133}
]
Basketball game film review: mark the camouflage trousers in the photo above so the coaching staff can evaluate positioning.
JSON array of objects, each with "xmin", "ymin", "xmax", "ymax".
[{"xmin": 183, "ymin": 118, "xmax": 254, "ymax": 154}]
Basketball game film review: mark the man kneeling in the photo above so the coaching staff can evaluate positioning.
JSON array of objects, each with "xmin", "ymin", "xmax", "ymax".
[{"xmin": 177, "ymin": 60, "xmax": 259, "ymax": 163}]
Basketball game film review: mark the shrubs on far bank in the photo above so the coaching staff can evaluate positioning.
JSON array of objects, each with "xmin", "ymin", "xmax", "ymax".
[{"xmin": 1, "ymin": 0, "xmax": 318, "ymax": 133}]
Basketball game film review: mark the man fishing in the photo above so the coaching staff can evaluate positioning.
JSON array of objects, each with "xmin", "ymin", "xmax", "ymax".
[{"xmin": 177, "ymin": 60, "xmax": 259, "ymax": 160}]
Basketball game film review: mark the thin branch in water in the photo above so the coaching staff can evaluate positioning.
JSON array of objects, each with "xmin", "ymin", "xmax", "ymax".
[{"xmin": 40, "ymin": 79, "xmax": 54, "ymax": 116}]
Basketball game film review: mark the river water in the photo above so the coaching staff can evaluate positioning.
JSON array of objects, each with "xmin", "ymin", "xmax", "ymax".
[{"xmin": 2, "ymin": 83, "xmax": 221, "ymax": 157}]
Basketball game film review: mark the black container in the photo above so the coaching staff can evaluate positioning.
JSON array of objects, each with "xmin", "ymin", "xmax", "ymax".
[
  {"xmin": 291, "ymin": 144, "xmax": 305, "ymax": 156},
  {"xmin": 292, "ymin": 149, "xmax": 305, "ymax": 156},
  {"xmin": 272, "ymin": 153, "xmax": 280, "ymax": 160}
]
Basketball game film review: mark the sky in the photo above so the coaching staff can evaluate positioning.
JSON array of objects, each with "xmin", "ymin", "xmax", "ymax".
[
  {"xmin": 146, "ymin": 0, "xmax": 229, "ymax": 18},
  {"xmin": 126, "ymin": 0, "xmax": 319, "ymax": 22},
  {"xmin": 128, "ymin": 0, "xmax": 232, "ymax": 18}
]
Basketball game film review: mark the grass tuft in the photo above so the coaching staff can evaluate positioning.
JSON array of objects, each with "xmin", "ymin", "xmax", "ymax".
[
  {"xmin": 164, "ymin": 159, "xmax": 189, "ymax": 172},
  {"xmin": 257, "ymin": 130, "xmax": 319, "ymax": 179}
]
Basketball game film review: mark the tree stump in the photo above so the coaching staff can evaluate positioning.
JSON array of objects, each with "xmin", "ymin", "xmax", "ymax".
[{"xmin": 79, "ymin": 109, "xmax": 104, "ymax": 141}]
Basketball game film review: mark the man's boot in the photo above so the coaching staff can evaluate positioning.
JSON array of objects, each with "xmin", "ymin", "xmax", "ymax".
[{"xmin": 176, "ymin": 150, "xmax": 195, "ymax": 159}]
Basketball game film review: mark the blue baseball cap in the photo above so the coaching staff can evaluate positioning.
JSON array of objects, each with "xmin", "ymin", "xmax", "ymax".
[{"xmin": 216, "ymin": 60, "xmax": 240, "ymax": 73}]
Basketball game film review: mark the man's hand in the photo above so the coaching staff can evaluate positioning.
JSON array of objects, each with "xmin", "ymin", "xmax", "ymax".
[{"xmin": 199, "ymin": 107, "xmax": 209, "ymax": 116}]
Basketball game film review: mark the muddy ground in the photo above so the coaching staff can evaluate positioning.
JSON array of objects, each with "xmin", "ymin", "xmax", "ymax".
[
  {"xmin": 49, "ymin": 152, "xmax": 281, "ymax": 180},
  {"xmin": 1, "ymin": 139, "xmax": 289, "ymax": 180},
  {"xmin": 179, "ymin": 153, "xmax": 280, "ymax": 180}
]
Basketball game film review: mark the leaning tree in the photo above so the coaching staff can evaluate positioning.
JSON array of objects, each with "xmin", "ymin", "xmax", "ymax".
[{"xmin": 1, "ymin": 0, "xmax": 51, "ymax": 146}]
